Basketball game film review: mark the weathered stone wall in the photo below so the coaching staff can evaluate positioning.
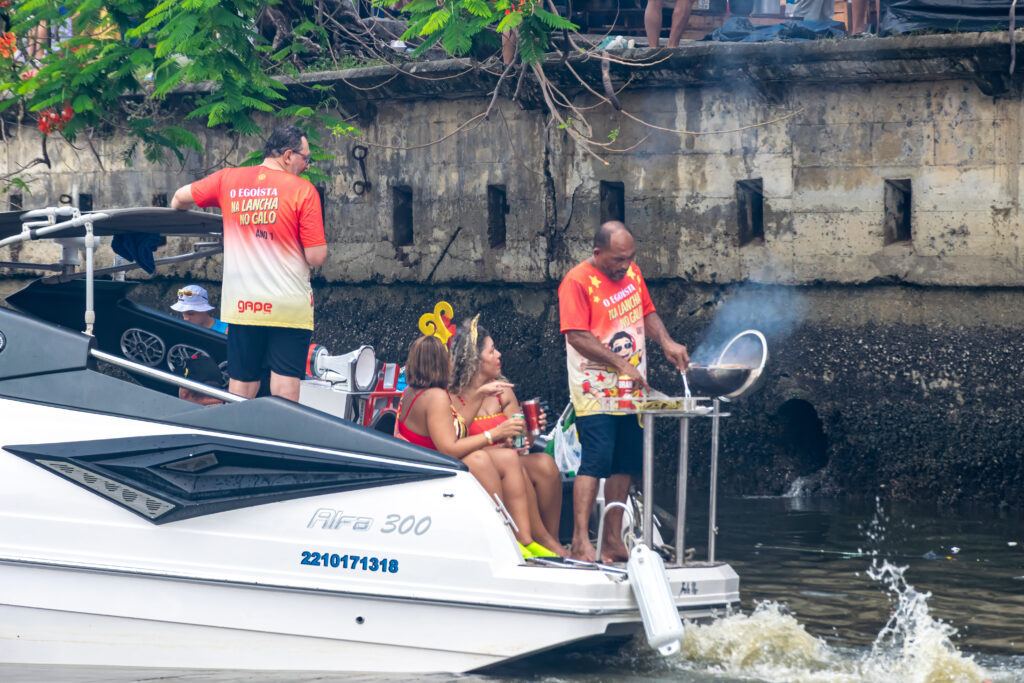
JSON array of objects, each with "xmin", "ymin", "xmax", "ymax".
[
  {"xmin": 5, "ymin": 34, "xmax": 1023, "ymax": 287},
  {"xmin": 4, "ymin": 33, "xmax": 1024, "ymax": 503},
  {"xmin": 6, "ymin": 34, "xmax": 1024, "ymax": 288},
  {"xmin": 6, "ymin": 272, "xmax": 1016, "ymax": 504}
]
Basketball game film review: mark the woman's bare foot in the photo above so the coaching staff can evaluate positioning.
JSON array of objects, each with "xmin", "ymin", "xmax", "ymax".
[
  {"xmin": 540, "ymin": 539, "xmax": 569, "ymax": 557},
  {"xmin": 532, "ymin": 528, "xmax": 568, "ymax": 557}
]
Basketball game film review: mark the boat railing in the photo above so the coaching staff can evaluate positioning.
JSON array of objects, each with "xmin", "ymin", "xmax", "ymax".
[
  {"xmin": 41, "ymin": 242, "xmax": 223, "ymax": 285},
  {"xmin": 595, "ymin": 500, "xmax": 634, "ymax": 563},
  {"xmin": 2, "ymin": 206, "xmax": 237, "ymax": 404},
  {"xmin": 90, "ymin": 348, "xmax": 245, "ymax": 405}
]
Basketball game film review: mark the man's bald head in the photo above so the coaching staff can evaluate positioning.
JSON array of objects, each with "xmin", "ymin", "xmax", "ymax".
[
  {"xmin": 591, "ymin": 221, "xmax": 635, "ymax": 281},
  {"xmin": 594, "ymin": 221, "xmax": 631, "ymax": 249}
]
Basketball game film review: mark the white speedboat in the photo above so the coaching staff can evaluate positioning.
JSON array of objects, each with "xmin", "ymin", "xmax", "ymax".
[{"xmin": 0, "ymin": 206, "xmax": 740, "ymax": 673}]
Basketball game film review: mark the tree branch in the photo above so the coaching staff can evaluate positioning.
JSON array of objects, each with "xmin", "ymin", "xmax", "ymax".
[
  {"xmin": 485, "ymin": 58, "xmax": 517, "ymax": 120},
  {"xmin": 600, "ymin": 52, "xmax": 622, "ymax": 111}
]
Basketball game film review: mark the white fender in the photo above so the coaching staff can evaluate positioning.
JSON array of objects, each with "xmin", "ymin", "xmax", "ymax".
[{"xmin": 627, "ymin": 543, "xmax": 685, "ymax": 656}]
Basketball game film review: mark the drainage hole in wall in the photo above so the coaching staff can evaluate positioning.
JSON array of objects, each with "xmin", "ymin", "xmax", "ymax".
[{"xmin": 776, "ymin": 399, "xmax": 828, "ymax": 475}]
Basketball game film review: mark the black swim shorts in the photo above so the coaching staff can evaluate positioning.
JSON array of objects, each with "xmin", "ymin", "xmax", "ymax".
[
  {"xmin": 575, "ymin": 413, "xmax": 643, "ymax": 479},
  {"xmin": 227, "ymin": 324, "xmax": 312, "ymax": 381}
]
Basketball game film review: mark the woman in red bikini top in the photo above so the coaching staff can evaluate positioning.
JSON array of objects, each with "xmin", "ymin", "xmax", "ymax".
[
  {"xmin": 396, "ymin": 390, "xmax": 465, "ymax": 449},
  {"xmin": 449, "ymin": 317, "xmax": 566, "ymax": 557},
  {"xmin": 393, "ymin": 335, "xmax": 554, "ymax": 559}
]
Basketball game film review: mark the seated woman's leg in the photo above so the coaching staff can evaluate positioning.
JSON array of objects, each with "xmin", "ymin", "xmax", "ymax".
[
  {"xmin": 485, "ymin": 447, "xmax": 534, "ymax": 546},
  {"xmin": 461, "ymin": 450, "xmax": 502, "ymax": 502},
  {"xmin": 521, "ymin": 465, "xmax": 566, "ymax": 556},
  {"xmin": 522, "ymin": 452, "xmax": 562, "ymax": 539}
]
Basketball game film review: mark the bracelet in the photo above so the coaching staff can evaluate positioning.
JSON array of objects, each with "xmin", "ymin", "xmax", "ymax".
[{"xmin": 484, "ymin": 430, "xmax": 493, "ymax": 445}]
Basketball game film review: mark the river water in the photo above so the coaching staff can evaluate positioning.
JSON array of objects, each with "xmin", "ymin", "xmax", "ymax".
[{"xmin": 4, "ymin": 494, "xmax": 1022, "ymax": 682}]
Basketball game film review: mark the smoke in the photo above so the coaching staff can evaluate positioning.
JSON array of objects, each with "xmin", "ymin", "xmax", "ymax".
[{"xmin": 690, "ymin": 283, "xmax": 806, "ymax": 364}]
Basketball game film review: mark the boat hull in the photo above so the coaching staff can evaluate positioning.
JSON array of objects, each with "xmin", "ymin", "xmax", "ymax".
[
  {"xmin": 0, "ymin": 398, "xmax": 738, "ymax": 673},
  {"xmin": 1, "ymin": 560, "xmax": 734, "ymax": 673}
]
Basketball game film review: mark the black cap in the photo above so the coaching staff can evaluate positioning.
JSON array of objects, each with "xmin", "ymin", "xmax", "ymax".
[{"xmin": 175, "ymin": 353, "xmax": 225, "ymax": 389}]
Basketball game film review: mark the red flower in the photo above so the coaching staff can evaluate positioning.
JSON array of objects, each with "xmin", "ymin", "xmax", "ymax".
[
  {"xmin": 0, "ymin": 32, "xmax": 15, "ymax": 59},
  {"xmin": 37, "ymin": 107, "xmax": 73, "ymax": 136}
]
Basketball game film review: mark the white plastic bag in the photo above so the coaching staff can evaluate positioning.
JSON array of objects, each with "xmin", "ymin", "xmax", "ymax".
[{"xmin": 550, "ymin": 404, "xmax": 581, "ymax": 475}]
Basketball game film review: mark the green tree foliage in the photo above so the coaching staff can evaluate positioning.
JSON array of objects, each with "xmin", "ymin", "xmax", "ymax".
[
  {"xmin": 385, "ymin": 0, "xmax": 576, "ymax": 63},
  {"xmin": 1, "ymin": 0, "xmax": 580, "ymax": 192},
  {"xmin": 0, "ymin": 0, "xmax": 355, "ymax": 182}
]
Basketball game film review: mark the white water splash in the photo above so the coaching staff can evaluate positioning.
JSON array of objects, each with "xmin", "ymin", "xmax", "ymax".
[
  {"xmin": 783, "ymin": 476, "xmax": 810, "ymax": 498},
  {"xmin": 671, "ymin": 500, "xmax": 995, "ymax": 682},
  {"xmin": 860, "ymin": 559, "xmax": 987, "ymax": 683},
  {"xmin": 677, "ymin": 602, "xmax": 843, "ymax": 681},
  {"xmin": 675, "ymin": 592, "xmax": 989, "ymax": 682}
]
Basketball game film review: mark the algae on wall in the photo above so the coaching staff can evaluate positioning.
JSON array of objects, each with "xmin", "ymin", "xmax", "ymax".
[{"xmin": 112, "ymin": 278, "xmax": 1024, "ymax": 506}]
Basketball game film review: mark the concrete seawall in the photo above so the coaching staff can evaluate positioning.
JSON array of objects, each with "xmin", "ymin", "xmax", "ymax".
[
  {"xmin": 4, "ymin": 32, "xmax": 1024, "ymax": 503},
  {"xmin": 5, "ymin": 276, "xmax": 1008, "ymax": 504}
]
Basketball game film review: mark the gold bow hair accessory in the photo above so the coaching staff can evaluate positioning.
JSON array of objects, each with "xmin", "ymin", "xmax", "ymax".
[{"xmin": 418, "ymin": 301, "xmax": 456, "ymax": 347}]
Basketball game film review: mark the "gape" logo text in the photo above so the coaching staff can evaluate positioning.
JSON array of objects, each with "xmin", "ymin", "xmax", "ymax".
[{"xmin": 237, "ymin": 300, "xmax": 273, "ymax": 314}]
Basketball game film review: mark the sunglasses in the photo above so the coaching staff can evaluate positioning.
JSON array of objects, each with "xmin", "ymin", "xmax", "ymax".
[{"xmin": 178, "ymin": 288, "xmax": 199, "ymax": 298}]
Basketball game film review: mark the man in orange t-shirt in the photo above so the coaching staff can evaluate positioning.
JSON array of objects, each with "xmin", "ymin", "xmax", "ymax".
[
  {"xmin": 558, "ymin": 221, "xmax": 690, "ymax": 562},
  {"xmin": 170, "ymin": 125, "xmax": 327, "ymax": 402}
]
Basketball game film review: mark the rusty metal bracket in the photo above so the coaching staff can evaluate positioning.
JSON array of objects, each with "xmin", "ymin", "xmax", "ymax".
[{"xmin": 352, "ymin": 145, "xmax": 372, "ymax": 195}]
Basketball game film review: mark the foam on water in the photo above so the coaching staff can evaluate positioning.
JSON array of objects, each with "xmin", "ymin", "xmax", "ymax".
[
  {"xmin": 670, "ymin": 501, "xmax": 1002, "ymax": 682},
  {"xmin": 677, "ymin": 602, "xmax": 841, "ymax": 680},
  {"xmin": 675, "ymin": 589, "xmax": 990, "ymax": 683}
]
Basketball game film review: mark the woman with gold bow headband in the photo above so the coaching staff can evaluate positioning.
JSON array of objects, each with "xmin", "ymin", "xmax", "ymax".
[
  {"xmin": 394, "ymin": 335, "xmax": 557, "ymax": 560},
  {"xmin": 450, "ymin": 316, "xmax": 566, "ymax": 557}
]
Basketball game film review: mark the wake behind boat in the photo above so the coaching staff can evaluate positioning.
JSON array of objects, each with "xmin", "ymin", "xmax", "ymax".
[{"xmin": 0, "ymin": 206, "xmax": 740, "ymax": 673}]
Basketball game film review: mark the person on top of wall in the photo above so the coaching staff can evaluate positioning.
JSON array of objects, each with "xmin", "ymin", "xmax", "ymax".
[{"xmin": 645, "ymin": 0, "xmax": 691, "ymax": 49}]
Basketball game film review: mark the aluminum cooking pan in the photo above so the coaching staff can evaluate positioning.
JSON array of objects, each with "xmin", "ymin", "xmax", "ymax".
[
  {"xmin": 715, "ymin": 329, "xmax": 768, "ymax": 399},
  {"xmin": 685, "ymin": 364, "xmax": 753, "ymax": 397}
]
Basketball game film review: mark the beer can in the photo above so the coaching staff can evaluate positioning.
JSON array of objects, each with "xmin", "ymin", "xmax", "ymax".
[
  {"xmin": 521, "ymin": 398, "xmax": 541, "ymax": 437},
  {"xmin": 512, "ymin": 412, "xmax": 526, "ymax": 449},
  {"xmin": 617, "ymin": 375, "xmax": 634, "ymax": 409}
]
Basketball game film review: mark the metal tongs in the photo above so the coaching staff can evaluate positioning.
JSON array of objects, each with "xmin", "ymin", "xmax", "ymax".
[{"xmin": 680, "ymin": 369, "xmax": 691, "ymax": 399}]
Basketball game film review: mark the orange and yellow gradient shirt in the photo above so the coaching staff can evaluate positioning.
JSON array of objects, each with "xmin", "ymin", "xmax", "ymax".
[
  {"xmin": 558, "ymin": 261, "xmax": 656, "ymax": 416},
  {"xmin": 190, "ymin": 166, "xmax": 325, "ymax": 331}
]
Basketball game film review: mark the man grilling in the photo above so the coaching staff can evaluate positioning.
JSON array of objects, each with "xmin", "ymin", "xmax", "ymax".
[{"xmin": 558, "ymin": 221, "xmax": 690, "ymax": 562}]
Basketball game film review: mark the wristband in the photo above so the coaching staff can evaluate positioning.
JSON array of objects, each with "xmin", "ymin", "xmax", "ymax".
[{"xmin": 484, "ymin": 430, "xmax": 493, "ymax": 445}]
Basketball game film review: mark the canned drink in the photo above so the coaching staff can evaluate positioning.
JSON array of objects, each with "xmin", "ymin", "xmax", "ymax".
[
  {"xmin": 521, "ymin": 398, "xmax": 541, "ymax": 437},
  {"xmin": 617, "ymin": 375, "xmax": 634, "ymax": 409},
  {"xmin": 512, "ymin": 412, "xmax": 526, "ymax": 449}
]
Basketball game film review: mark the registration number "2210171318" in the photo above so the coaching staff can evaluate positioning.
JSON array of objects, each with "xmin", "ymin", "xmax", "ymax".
[{"xmin": 300, "ymin": 551, "xmax": 399, "ymax": 573}]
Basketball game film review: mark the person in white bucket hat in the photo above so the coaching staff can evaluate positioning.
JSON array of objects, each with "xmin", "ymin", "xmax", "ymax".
[{"xmin": 170, "ymin": 285, "xmax": 228, "ymax": 334}]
